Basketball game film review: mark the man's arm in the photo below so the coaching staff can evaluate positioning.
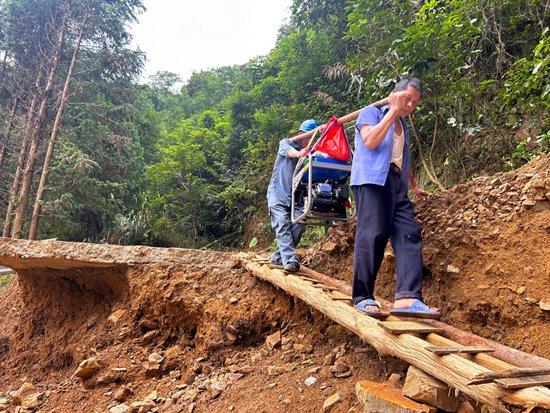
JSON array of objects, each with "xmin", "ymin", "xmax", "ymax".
[
  {"xmin": 287, "ymin": 147, "xmax": 308, "ymax": 158},
  {"xmin": 278, "ymin": 139, "xmax": 307, "ymax": 158},
  {"xmin": 359, "ymin": 91, "xmax": 409, "ymax": 150}
]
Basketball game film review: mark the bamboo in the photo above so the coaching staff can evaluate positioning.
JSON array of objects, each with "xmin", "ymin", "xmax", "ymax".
[{"xmin": 238, "ymin": 254, "xmax": 550, "ymax": 411}]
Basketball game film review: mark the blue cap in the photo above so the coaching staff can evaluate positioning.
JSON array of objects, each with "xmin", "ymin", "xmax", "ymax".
[{"xmin": 299, "ymin": 119, "xmax": 320, "ymax": 132}]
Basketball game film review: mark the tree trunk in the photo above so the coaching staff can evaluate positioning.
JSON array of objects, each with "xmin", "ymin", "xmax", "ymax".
[
  {"xmin": 2, "ymin": 69, "xmax": 45, "ymax": 237},
  {"xmin": 29, "ymin": 17, "xmax": 86, "ymax": 240},
  {"xmin": 11, "ymin": 17, "xmax": 66, "ymax": 239},
  {"xmin": 0, "ymin": 96, "xmax": 18, "ymax": 170}
]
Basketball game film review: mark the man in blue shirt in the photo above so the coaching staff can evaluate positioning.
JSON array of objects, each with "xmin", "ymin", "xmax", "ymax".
[
  {"xmin": 267, "ymin": 119, "xmax": 320, "ymax": 273},
  {"xmin": 351, "ymin": 77, "xmax": 439, "ymax": 319}
]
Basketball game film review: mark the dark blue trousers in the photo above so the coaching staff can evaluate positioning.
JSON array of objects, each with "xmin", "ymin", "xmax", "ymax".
[{"xmin": 352, "ymin": 169, "xmax": 423, "ymax": 304}]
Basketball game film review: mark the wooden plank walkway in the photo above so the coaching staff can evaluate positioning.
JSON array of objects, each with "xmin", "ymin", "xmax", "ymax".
[{"xmin": 238, "ymin": 252, "xmax": 550, "ymax": 412}]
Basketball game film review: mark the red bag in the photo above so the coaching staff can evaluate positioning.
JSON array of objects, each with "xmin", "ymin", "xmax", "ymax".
[{"xmin": 314, "ymin": 116, "xmax": 351, "ymax": 161}]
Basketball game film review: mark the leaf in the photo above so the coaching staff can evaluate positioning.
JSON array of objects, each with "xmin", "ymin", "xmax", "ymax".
[{"xmin": 249, "ymin": 237, "xmax": 258, "ymax": 248}]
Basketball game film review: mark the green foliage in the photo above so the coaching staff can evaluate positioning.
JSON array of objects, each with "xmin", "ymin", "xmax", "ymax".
[
  {"xmin": 1, "ymin": 0, "xmax": 547, "ymax": 248},
  {"xmin": 0, "ymin": 274, "xmax": 10, "ymax": 292},
  {"xmin": 502, "ymin": 27, "xmax": 550, "ymax": 112}
]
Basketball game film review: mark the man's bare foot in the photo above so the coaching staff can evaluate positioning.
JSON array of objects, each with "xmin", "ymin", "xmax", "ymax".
[{"xmin": 392, "ymin": 298, "xmax": 416, "ymax": 309}]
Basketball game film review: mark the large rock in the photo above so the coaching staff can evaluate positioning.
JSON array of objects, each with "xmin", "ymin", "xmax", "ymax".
[
  {"xmin": 356, "ymin": 380, "xmax": 437, "ymax": 413},
  {"xmin": 402, "ymin": 366, "xmax": 459, "ymax": 412},
  {"xmin": 74, "ymin": 357, "xmax": 101, "ymax": 379}
]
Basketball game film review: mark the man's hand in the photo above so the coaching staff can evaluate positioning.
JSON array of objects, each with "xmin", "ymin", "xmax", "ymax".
[
  {"xmin": 288, "ymin": 147, "xmax": 309, "ymax": 158},
  {"xmin": 388, "ymin": 91, "xmax": 408, "ymax": 116},
  {"xmin": 411, "ymin": 185, "xmax": 429, "ymax": 200}
]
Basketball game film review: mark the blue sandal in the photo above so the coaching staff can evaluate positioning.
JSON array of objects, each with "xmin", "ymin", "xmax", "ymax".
[
  {"xmin": 355, "ymin": 299, "xmax": 386, "ymax": 319},
  {"xmin": 390, "ymin": 299, "xmax": 441, "ymax": 320}
]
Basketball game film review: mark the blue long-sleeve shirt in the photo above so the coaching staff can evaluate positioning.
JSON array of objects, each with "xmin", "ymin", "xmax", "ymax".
[{"xmin": 267, "ymin": 138, "xmax": 301, "ymax": 207}]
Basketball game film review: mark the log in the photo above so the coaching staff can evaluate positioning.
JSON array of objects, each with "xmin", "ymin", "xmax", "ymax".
[
  {"xmin": 238, "ymin": 255, "xmax": 550, "ymax": 411},
  {"xmin": 298, "ymin": 263, "xmax": 550, "ymax": 369},
  {"xmin": 469, "ymin": 368, "xmax": 550, "ymax": 385}
]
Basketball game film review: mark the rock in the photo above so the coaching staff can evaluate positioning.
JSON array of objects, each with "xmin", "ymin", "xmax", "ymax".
[
  {"xmin": 324, "ymin": 354, "xmax": 336, "ymax": 366},
  {"xmin": 139, "ymin": 318, "xmax": 160, "ymax": 330},
  {"xmin": 388, "ymin": 373, "xmax": 402, "ymax": 386},
  {"xmin": 108, "ymin": 308, "xmax": 126, "ymax": 323},
  {"xmin": 446, "ymin": 265, "xmax": 460, "ymax": 274},
  {"xmin": 322, "ymin": 392, "xmax": 341, "ymax": 413},
  {"xmin": 265, "ymin": 331, "xmax": 282, "ymax": 350},
  {"xmin": 11, "ymin": 382, "xmax": 36, "ymax": 405},
  {"xmin": 114, "ymin": 386, "xmax": 133, "ymax": 402},
  {"xmin": 21, "ymin": 392, "xmax": 42, "ymax": 409},
  {"xmin": 267, "ymin": 365, "xmax": 285, "ymax": 376},
  {"xmin": 74, "ymin": 357, "xmax": 101, "ymax": 380},
  {"xmin": 185, "ymin": 373, "xmax": 196, "ymax": 385},
  {"xmin": 304, "ymin": 376, "xmax": 317, "ymax": 387},
  {"xmin": 229, "ymin": 297, "xmax": 238, "ymax": 304},
  {"xmin": 188, "ymin": 403, "xmax": 196, "ymax": 413},
  {"xmin": 143, "ymin": 361, "xmax": 160, "ymax": 377},
  {"xmin": 402, "ymin": 366, "xmax": 459, "ymax": 412},
  {"xmin": 109, "ymin": 404, "xmax": 129, "ymax": 413},
  {"xmin": 522, "ymin": 198, "xmax": 536, "ymax": 207},
  {"xmin": 142, "ymin": 330, "xmax": 158, "ymax": 342},
  {"xmin": 516, "ymin": 286, "xmax": 526, "ymax": 295},
  {"xmin": 148, "ymin": 352, "xmax": 164, "ymax": 364},
  {"xmin": 144, "ymin": 390, "xmax": 158, "ymax": 401},
  {"xmin": 210, "ymin": 381, "xmax": 227, "ymax": 392},
  {"xmin": 540, "ymin": 297, "xmax": 550, "ymax": 311},
  {"xmin": 129, "ymin": 399, "xmax": 156, "ymax": 413},
  {"xmin": 331, "ymin": 362, "xmax": 350, "ymax": 375},
  {"xmin": 356, "ymin": 380, "xmax": 437, "ymax": 413},
  {"xmin": 322, "ymin": 241, "xmax": 338, "ymax": 252},
  {"xmin": 334, "ymin": 370, "xmax": 352, "ymax": 378}
]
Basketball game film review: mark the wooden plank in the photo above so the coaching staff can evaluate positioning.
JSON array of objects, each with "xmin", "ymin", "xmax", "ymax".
[
  {"xmin": 238, "ymin": 253, "xmax": 550, "ymax": 411},
  {"xmin": 469, "ymin": 367, "xmax": 550, "ymax": 385},
  {"xmin": 495, "ymin": 375, "xmax": 550, "ymax": 389},
  {"xmin": 379, "ymin": 321, "xmax": 443, "ymax": 335},
  {"xmin": 426, "ymin": 346, "xmax": 495, "ymax": 356},
  {"xmin": 298, "ymin": 264, "xmax": 550, "ymax": 370}
]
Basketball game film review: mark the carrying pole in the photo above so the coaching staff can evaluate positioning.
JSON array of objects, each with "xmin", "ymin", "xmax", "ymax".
[{"xmin": 289, "ymin": 97, "xmax": 389, "ymax": 142}]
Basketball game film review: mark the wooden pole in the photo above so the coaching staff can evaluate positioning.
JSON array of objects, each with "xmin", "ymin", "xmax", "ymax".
[
  {"xmin": 298, "ymin": 265, "xmax": 550, "ymax": 370},
  {"xmin": 288, "ymin": 97, "xmax": 389, "ymax": 142},
  {"xmin": 238, "ymin": 254, "xmax": 550, "ymax": 411}
]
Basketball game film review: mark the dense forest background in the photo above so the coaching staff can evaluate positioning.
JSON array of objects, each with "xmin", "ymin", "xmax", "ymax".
[{"xmin": 0, "ymin": 0, "xmax": 548, "ymax": 247}]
